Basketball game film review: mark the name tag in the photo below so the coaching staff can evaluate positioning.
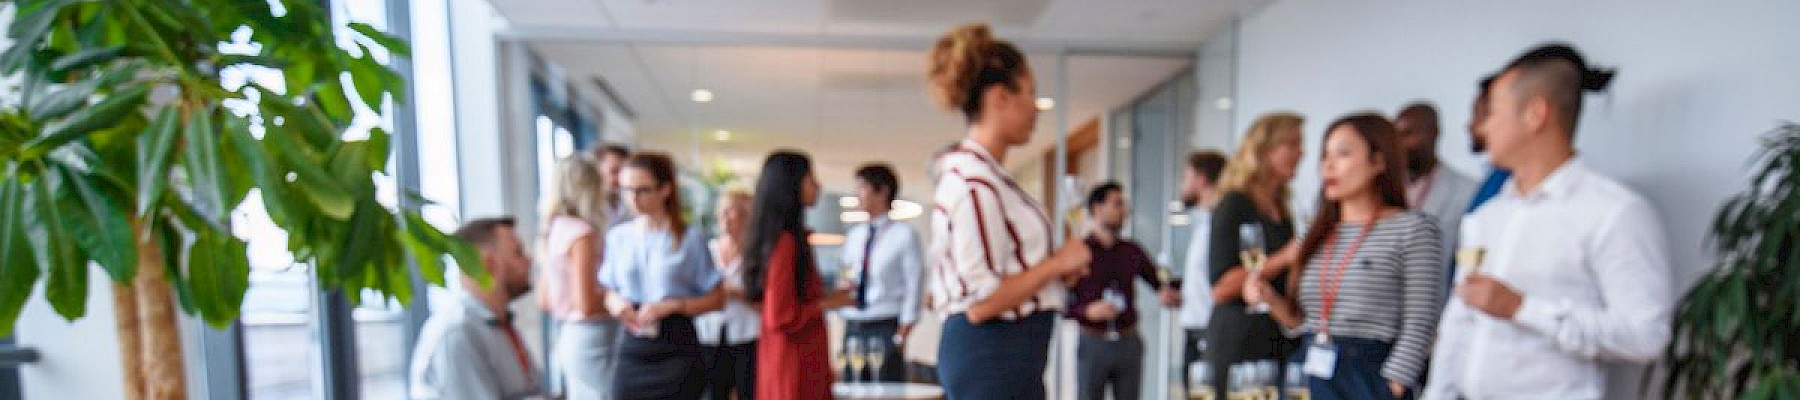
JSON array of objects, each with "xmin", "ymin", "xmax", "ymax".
[{"xmin": 1304, "ymin": 342, "xmax": 1337, "ymax": 379}]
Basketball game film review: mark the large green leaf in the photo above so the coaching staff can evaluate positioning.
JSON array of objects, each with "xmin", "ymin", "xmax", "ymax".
[
  {"xmin": 364, "ymin": 127, "xmax": 391, "ymax": 171},
  {"xmin": 265, "ymin": 125, "xmax": 354, "ymax": 220},
  {"xmin": 0, "ymin": 0, "xmax": 73, "ymax": 72},
  {"xmin": 398, "ymin": 212, "xmax": 446, "ymax": 286},
  {"xmin": 347, "ymin": 50, "xmax": 385, "ymax": 111},
  {"xmin": 346, "ymin": 22, "xmax": 410, "ymax": 56},
  {"xmin": 0, "ymin": 175, "xmax": 43, "ymax": 336},
  {"xmin": 155, "ymin": 218, "xmax": 197, "ymax": 315},
  {"xmin": 21, "ymin": 84, "xmax": 148, "ymax": 159},
  {"xmin": 27, "ymin": 168, "xmax": 88, "ymax": 320},
  {"xmin": 134, "ymin": 106, "xmax": 180, "ymax": 215},
  {"xmin": 47, "ymin": 45, "xmax": 124, "ymax": 74},
  {"xmin": 180, "ymin": 106, "xmax": 229, "ymax": 220},
  {"xmin": 52, "ymin": 162, "xmax": 136, "ymax": 282},
  {"xmin": 187, "ymin": 230, "xmax": 249, "ymax": 326}
]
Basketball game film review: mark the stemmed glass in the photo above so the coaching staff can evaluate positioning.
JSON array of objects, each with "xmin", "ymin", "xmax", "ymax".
[
  {"xmin": 864, "ymin": 337, "xmax": 887, "ymax": 384},
  {"xmin": 1239, "ymin": 223, "xmax": 1270, "ymax": 314}
]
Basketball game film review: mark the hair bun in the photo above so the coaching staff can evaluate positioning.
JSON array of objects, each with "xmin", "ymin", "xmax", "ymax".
[
  {"xmin": 928, "ymin": 23, "xmax": 996, "ymax": 112},
  {"xmin": 1581, "ymin": 68, "xmax": 1616, "ymax": 92}
]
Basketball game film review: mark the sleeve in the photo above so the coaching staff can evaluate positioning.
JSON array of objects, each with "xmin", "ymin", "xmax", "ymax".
[
  {"xmin": 421, "ymin": 329, "xmax": 503, "ymax": 400},
  {"xmin": 1382, "ymin": 217, "xmax": 1446, "ymax": 387},
  {"xmin": 1133, "ymin": 244, "xmax": 1164, "ymax": 289},
  {"xmin": 1421, "ymin": 301, "xmax": 1475, "ymax": 400},
  {"xmin": 687, "ymin": 229, "xmax": 723, "ymax": 294},
  {"xmin": 763, "ymin": 234, "xmax": 820, "ymax": 335},
  {"xmin": 899, "ymin": 228, "xmax": 926, "ymax": 325},
  {"xmin": 1509, "ymin": 200, "xmax": 1676, "ymax": 362},
  {"xmin": 945, "ymin": 177, "xmax": 1016, "ymax": 301},
  {"xmin": 1208, "ymin": 193, "xmax": 1251, "ymax": 292},
  {"xmin": 597, "ymin": 228, "xmax": 624, "ymax": 292}
]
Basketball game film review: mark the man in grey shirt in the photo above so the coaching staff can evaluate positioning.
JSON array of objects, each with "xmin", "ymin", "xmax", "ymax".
[{"xmin": 410, "ymin": 217, "xmax": 545, "ymax": 400}]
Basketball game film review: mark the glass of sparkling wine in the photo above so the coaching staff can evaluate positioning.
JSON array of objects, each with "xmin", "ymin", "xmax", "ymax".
[
  {"xmin": 1239, "ymin": 223, "xmax": 1270, "ymax": 314},
  {"xmin": 1457, "ymin": 220, "xmax": 1486, "ymax": 277},
  {"xmin": 864, "ymin": 337, "xmax": 886, "ymax": 383},
  {"xmin": 846, "ymin": 339, "xmax": 867, "ymax": 384}
]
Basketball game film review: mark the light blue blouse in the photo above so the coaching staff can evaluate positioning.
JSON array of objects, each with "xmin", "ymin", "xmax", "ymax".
[{"xmin": 599, "ymin": 222, "xmax": 723, "ymax": 305}]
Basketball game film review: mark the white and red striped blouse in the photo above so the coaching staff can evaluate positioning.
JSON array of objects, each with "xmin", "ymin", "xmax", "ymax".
[{"xmin": 927, "ymin": 139, "xmax": 1061, "ymax": 321}]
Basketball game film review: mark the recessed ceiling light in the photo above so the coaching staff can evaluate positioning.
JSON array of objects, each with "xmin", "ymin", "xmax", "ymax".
[
  {"xmin": 713, "ymin": 130, "xmax": 731, "ymax": 142},
  {"xmin": 691, "ymin": 89, "xmax": 714, "ymax": 103},
  {"xmin": 1036, "ymin": 97, "xmax": 1055, "ymax": 111},
  {"xmin": 1215, "ymin": 97, "xmax": 1234, "ymax": 110},
  {"xmin": 839, "ymin": 196, "xmax": 860, "ymax": 208}
]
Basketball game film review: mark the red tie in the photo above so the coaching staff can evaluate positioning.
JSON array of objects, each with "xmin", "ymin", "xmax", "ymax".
[{"xmin": 497, "ymin": 323, "xmax": 535, "ymax": 380}]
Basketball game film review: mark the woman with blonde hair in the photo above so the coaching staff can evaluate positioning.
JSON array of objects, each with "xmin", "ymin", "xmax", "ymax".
[
  {"xmin": 695, "ymin": 190, "xmax": 760, "ymax": 399},
  {"xmin": 923, "ymin": 23, "xmax": 1092, "ymax": 399},
  {"xmin": 538, "ymin": 154, "xmax": 620, "ymax": 400},
  {"xmin": 1205, "ymin": 111, "xmax": 1306, "ymax": 399}
]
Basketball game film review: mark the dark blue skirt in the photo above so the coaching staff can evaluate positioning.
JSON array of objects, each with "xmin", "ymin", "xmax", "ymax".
[{"xmin": 937, "ymin": 312, "xmax": 1055, "ymax": 400}]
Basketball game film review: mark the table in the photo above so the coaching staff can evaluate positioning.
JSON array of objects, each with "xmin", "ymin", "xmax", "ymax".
[{"xmin": 831, "ymin": 382, "xmax": 945, "ymax": 400}]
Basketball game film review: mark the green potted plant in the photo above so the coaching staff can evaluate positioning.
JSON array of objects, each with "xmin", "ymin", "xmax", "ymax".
[
  {"xmin": 0, "ymin": 1, "xmax": 478, "ymax": 398},
  {"xmin": 1662, "ymin": 122, "xmax": 1800, "ymax": 399}
]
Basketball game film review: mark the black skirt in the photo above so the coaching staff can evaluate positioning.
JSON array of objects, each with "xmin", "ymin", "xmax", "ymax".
[{"xmin": 613, "ymin": 315, "xmax": 705, "ymax": 400}]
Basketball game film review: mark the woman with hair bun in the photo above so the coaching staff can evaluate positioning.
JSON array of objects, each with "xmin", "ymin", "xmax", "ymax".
[{"xmin": 923, "ymin": 22, "xmax": 1093, "ymax": 399}]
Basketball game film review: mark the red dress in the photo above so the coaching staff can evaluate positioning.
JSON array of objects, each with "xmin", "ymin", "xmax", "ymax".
[{"xmin": 757, "ymin": 233, "xmax": 834, "ymax": 400}]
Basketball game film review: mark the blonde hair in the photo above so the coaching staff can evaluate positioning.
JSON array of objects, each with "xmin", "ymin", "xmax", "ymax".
[
  {"xmin": 1218, "ymin": 112, "xmax": 1305, "ymax": 216},
  {"xmin": 715, "ymin": 190, "xmax": 753, "ymax": 236},
  {"xmin": 542, "ymin": 154, "xmax": 611, "ymax": 231}
]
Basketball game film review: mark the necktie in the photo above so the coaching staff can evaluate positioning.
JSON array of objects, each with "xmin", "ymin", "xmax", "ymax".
[
  {"xmin": 857, "ymin": 221, "xmax": 880, "ymax": 309},
  {"xmin": 497, "ymin": 321, "xmax": 536, "ymax": 386}
]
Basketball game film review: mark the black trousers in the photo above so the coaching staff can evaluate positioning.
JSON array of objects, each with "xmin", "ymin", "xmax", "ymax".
[
  {"xmin": 699, "ymin": 340, "xmax": 756, "ymax": 400},
  {"xmin": 1182, "ymin": 328, "xmax": 1207, "ymax": 398},
  {"xmin": 1076, "ymin": 331, "xmax": 1144, "ymax": 400},
  {"xmin": 613, "ymin": 315, "xmax": 704, "ymax": 400},
  {"xmin": 842, "ymin": 318, "xmax": 905, "ymax": 382}
]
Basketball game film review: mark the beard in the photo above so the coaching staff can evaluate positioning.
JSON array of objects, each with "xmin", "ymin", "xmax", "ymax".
[{"xmin": 1407, "ymin": 146, "xmax": 1437, "ymax": 178}]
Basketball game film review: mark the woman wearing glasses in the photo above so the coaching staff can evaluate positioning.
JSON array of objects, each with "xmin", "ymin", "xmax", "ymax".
[{"xmin": 600, "ymin": 153, "xmax": 726, "ymax": 400}]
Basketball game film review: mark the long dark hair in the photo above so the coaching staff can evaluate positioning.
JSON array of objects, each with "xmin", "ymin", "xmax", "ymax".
[
  {"xmin": 741, "ymin": 151, "xmax": 818, "ymax": 303},
  {"xmin": 1295, "ymin": 114, "xmax": 1411, "ymax": 276},
  {"xmin": 624, "ymin": 152, "xmax": 687, "ymax": 248}
]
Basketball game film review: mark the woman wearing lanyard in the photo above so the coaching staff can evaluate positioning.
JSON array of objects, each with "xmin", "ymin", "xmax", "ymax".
[
  {"xmin": 1246, "ymin": 114, "xmax": 1443, "ymax": 400},
  {"xmin": 600, "ymin": 153, "xmax": 726, "ymax": 400},
  {"xmin": 925, "ymin": 23, "xmax": 1092, "ymax": 399},
  {"xmin": 1206, "ymin": 112, "xmax": 1306, "ymax": 400},
  {"xmin": 696, "ymin": 190, "xmax": 759, "ymax": 400},
  {"xmin": 743, "ymin": 151, "xmax": 855, "ymax": 399},
  {"xmin": 538, "ymin": 155, "xmax": 621, "ymax": 400}
]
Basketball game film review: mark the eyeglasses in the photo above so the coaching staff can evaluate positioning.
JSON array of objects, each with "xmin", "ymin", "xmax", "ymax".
[{"xmin": 620, "ymin": 184, "xmax": 662, "ymax": 196}]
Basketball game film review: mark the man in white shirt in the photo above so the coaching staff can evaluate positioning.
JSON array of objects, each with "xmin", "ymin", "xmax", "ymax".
[
  {"xmin": 838, "ymin": 163, "xmax": 925, "ymax": 382},
  {"xmin": 590, "ymin": 144, "xmax": 633, "ymax": 227},
  {"xmin": 1422, "ymin": 44, "xmax": 1675, "ymax": 400},
  {"xmin": 410, "ymin": 218, "xmax": 545, "ymax": 400},
  {"xmin": 1396, "ymin": 102, "xmax": 1479, "ymax": 265},
  {"xmin": 1176, "ymin": 150, "xmax": 1227, "ymax": 397}
]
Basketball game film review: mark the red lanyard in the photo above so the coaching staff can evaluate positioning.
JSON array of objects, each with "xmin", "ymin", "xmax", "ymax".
[{"xmin": 1317, "ymin": 218, "xmax": 1376, "ymax": 336}]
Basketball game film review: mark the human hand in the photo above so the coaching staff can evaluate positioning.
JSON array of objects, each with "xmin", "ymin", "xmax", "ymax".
[
  {"xmin": 1458, "ymin": 274, "xmax": 1523, "ymax": 319},
  {"xmin": 1083, "ymin": 301, "xmax": 1121, "ymax": 321}
]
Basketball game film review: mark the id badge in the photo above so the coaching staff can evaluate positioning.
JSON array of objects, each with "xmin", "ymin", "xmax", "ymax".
[{"xmin": 1303, "ymin": 340, "xmax": 1337, "ymax": 379}]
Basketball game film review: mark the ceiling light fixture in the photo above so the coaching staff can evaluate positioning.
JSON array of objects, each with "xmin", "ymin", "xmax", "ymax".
[
  {"xmin": 890, "ymin": 200, "xmax": 925, "ymax": 220},
  {"xmin": 839, "ymin": 196, "xmax": 860, "ymax": 208},
  {"xmin": 691, "ymin": 89, "xmax": 714, "ymax": 103},
  {"xmin": 713, "ymin": 130, "xmax": 731, "ymax": 142},
  {"xmin": 1036, "ymin": 97, "xmax": 1055, "ymax": 111}
]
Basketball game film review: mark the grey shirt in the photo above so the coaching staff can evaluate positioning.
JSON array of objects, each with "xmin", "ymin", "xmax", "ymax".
[{"xmin": 408, "ymin": 294, "xmax": 543, "ymax": 400}]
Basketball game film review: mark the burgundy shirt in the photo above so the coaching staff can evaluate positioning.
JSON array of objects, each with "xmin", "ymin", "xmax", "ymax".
[{"xmin": 1064, "ymin": 235, "xmax": 1167, "ymax": 330}]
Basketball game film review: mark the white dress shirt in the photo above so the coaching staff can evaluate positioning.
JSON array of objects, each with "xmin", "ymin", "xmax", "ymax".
[
  {"xmin": 1179, "ymin": 209, "xmax": 1214, "ymax": 329},
  {"xmin": 1422, "ymin": 159, "xmax": 1675, "ymax": 400},
  {"xmin": 695, "ymin": 238, "xmax": 759, "ymax": 345},
  {"xmin": 837, "ymin": 215, "xmax": 926, "ymax": 324},
  {"xmin": 928, "ymin": 139, "xmax": 1062, "ymax": 320}
]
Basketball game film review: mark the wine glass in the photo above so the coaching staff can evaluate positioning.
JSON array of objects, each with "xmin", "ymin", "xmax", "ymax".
[
  {"xmin": 833, "ymin": 342, "xmax": 851, "ymax": 382},
  {"xmin": 846, "ymin": 339, "xmax": 867, "ymax": 384},
  {"xmin": 1102, "ymin": 287, "xmax": 1127, "ymax": 340},
  {"xmin": 864, "ymin": 337, "xmax": 887, "ymax": 383},
  {"xmin": 1457, "ymin": 219, "xmax": 1487, "ymax": 277},
  {"xmin": 1238, "ymin": 223, "xmax": 1270, "ymax": 314}
]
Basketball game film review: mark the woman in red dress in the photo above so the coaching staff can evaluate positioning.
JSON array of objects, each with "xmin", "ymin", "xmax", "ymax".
[{"xmin": 742, "ymin": 151, "xmax": 854, "ymax": 399}]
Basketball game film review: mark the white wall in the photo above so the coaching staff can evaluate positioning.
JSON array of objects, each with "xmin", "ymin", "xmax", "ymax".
[
  {"xmin": 17, "ymin": 266, "xmax": 127, "ymax": 400},
  {"xmin": 1231, "ymin": 0, "xmax": 1800, "ymax": 397},
  {"xmin": 1235, "ymin": 0, "xmax": 1800, "ymax": 287}
]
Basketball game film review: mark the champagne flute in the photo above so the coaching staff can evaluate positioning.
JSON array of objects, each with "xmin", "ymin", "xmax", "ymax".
[
  {"xmin": 864, "ymin": 337, "xmax": 887, "ymax": 383},
  {"xmin": 1103, "ymin": 288, "xmax": 1127, "ymax": 340},
  {"xmin": 1457, "ymin": 219, "xmax": 1487, "ymax": 277},
  {"xmin": 846, "ymin": 339, "xmax": 867, "ymax": 384},
  {"xmin": 1239, "ymin": 223, "xmax": 1270, "ymax": 314}
]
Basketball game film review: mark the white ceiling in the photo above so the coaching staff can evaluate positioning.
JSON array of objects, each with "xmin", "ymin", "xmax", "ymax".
[{"xmin": 486, "ymin": 0, "xmax": 1264, "ymax": 200}]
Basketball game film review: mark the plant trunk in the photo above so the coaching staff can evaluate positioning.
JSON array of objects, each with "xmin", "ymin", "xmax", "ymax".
[
  {"xmin": 113, "ymin": 281, "xmax": 144, "ymax": 400},
  {"xmin": 114, "ymin": 233, "xmax": 187, "ymax": 400}
]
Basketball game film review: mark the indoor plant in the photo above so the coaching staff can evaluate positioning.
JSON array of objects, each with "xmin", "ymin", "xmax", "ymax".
[
  {"xmin": 0, "ymin": 1, "xmax": 479, "ymax": 399},
  {"xmin": 1662, "ymin": 122, "xmax": 1800, "ymax": 399}
]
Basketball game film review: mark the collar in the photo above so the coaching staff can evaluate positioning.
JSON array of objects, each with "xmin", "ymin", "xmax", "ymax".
[
  {"xmin": 1512, "ymin": 157, "xmax": 1585, "ymax": 201},
  {"xmin": 460, "ymin": 292, "xmax": 513, "ymax": 327},
  {"xmin": 867, "ymin": 214, "xmax": 890, "ymax": 227},
  {"xmin": 959, "ymin": 138, "xmax": 1002, "ymax": 168}
]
